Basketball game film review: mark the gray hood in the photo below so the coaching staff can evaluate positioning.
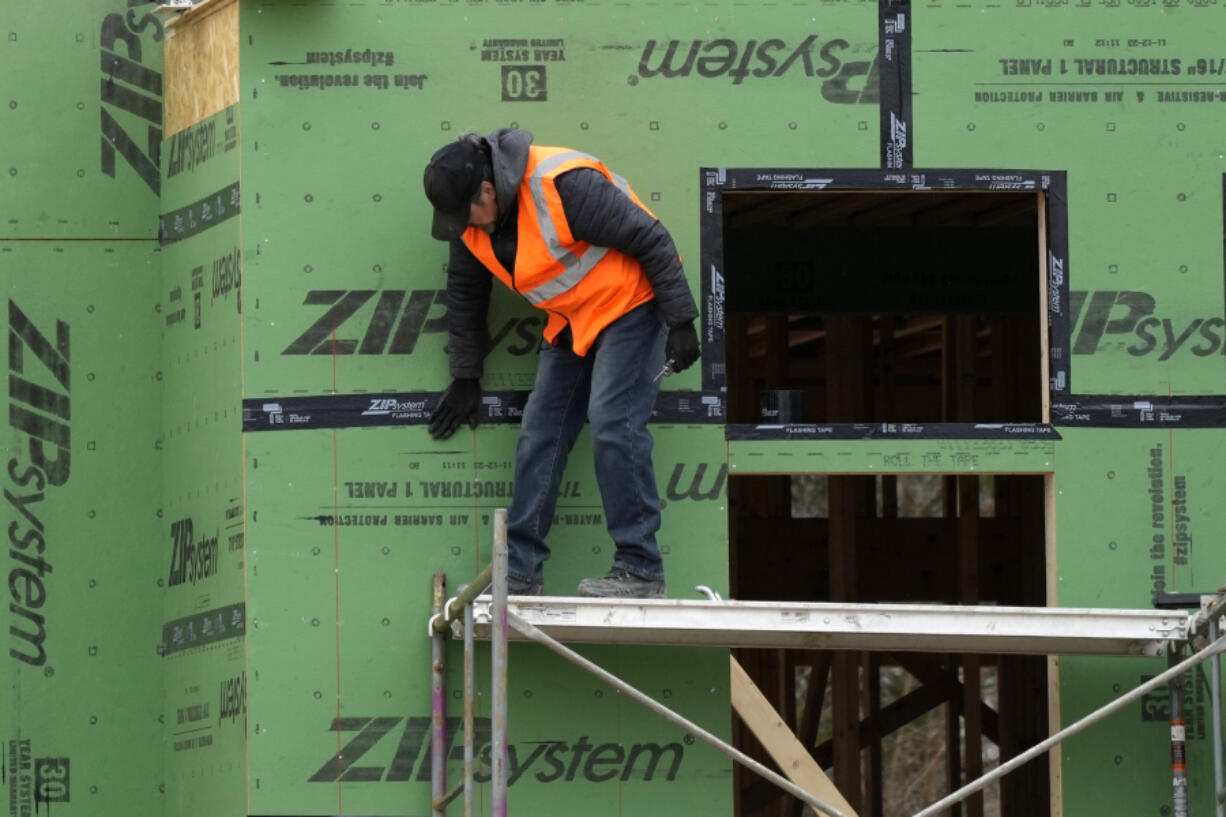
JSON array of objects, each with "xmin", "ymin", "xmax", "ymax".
[{"xmin": 486, "ymin": 128, "xmax": 534, "ymax": 214}]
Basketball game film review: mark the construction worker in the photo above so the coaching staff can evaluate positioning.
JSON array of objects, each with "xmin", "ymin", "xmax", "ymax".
[{"xmin": 422, "ymin": 128, "xmax": 700, "ymax": 598}]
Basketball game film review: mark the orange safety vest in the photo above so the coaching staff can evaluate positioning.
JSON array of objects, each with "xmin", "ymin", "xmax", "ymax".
[{"xmin": 462, "ymin": 146, "xmax": 657, "ymax": 356}]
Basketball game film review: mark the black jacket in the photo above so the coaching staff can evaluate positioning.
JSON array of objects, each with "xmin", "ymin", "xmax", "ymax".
[{"xmin": 444, "ymin": 128, "xmax": 699, "ymax": 378}]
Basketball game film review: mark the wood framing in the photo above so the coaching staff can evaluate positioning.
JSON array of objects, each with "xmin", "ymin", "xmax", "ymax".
[{"xmin": 718, "ymin": 169, "xmax": 1060, "ymax": 817}]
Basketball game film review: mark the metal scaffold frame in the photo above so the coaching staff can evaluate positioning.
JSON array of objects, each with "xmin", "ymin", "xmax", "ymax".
[{"xmin": 427, "ymin": 510, "xmax": 1226, "ymax": 817}]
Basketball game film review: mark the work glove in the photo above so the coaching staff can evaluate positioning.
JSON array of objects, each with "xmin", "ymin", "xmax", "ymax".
[
  {"xmin": 429, "ymin": 378, "xmax": 480, "ymax": 439},
  {"xmin": 664, "ymin": 321, "xmax": 700, "ymax": 374}
]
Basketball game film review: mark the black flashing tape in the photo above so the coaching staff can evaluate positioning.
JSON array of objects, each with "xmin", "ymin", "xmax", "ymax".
[
  {"xmin": 1153, "ymin": 592, "xmax": 1207, "ymax": 610},
  {"xmin": 1052, "ymin": 396, "xmax": 1226, "ymax": 427},
  {"xmin": 653, "ymin": 390, "xmax": 726, "ymax": 423},
  {"xmin": 159, "ymin": 181, "xmax": 241, "ymax": 245},
  {"xmin": 699, "ymin": 167, "xmax": 728, "ymax": 395},
  {"xmin": 1045, "ymin": 173, "xmax": 1072, "ymax": 398},
  {"xmin": 242, "ymin": 390, "xmax": 727, "ymax": 432},
  {"xmin": 707, "ymin": 167, "xmax": 1057, "ymax": 193},
  {"xmin": 243, "ymin": 390, "xmax": 1226, "ymax": 432},
  {"xmin": 878, "ymin": 0, "xmax": 912, "ymax": 170},
  {"xmin": 242, "ymin": 391, "xmax": 520, "ymax": 432},
  {"xmin": 726, "ymin": 423, "xmax": 1062, "ymax": 442}
]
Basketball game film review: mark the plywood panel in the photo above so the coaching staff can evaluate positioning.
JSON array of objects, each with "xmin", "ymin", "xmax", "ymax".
[{"xmin": 164, "ymin": 0, "xmax": 239, "ymax": 136}]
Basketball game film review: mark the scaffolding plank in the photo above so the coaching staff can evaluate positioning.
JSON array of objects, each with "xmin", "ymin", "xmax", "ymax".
[{"xmin": 468, "ymin": 598, "xmax": 1188, "ymax": 657}]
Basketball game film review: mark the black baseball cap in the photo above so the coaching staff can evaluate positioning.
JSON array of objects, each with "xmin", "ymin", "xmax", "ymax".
[{"xmin": 423, "ymin": 139, "xmax": 487, "ymax": 240}]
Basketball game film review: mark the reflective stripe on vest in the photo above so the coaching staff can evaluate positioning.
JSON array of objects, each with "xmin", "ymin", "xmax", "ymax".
[{"xmin": 518, "ymin": 150, "xmax": 633, "ymax": 305}]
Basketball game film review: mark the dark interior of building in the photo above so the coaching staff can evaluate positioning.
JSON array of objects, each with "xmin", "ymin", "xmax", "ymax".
[{"xmin": 720, "ymin": 189, "xmax": 1050, "ymax": 817}]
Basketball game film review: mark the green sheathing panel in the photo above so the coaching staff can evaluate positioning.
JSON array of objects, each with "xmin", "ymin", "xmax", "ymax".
[
  {"xmin": 238, "ymin": 0, "xmax": 879, "ymax": 396},
  {"xmin": 1054, "ymin": 428, "xmax": 1226, "ymax": 814},
  {"xmin": 1, "ymin": 1, "xmax": 165, "ymax": 238},
  {"xmin": 244, "ymin": 424, "xmax": 728, "ymax": 815},
  {"xmin": 1, "ymin": 242, "xmax": 163, "ymax": 816},
  {"xmin": 728, "ymin": 435, "xmax": 1057, "ymax": 474},
  {"xmin": 913, "ymin": 5, "xmax": 1226, "ymax": 395},
  {"xmin": 159, "ymin": 105, "xmax": 247, "ymax": 817}
]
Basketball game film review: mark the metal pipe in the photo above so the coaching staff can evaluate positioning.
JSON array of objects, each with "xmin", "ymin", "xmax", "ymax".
[
  {"xmin": 430, "ymin": 572, "xmax": 447, "ymax": 817},
  {"xmin": 912, "ymin": 636, "xmax": 1226, "ymax": 817},
  {"xmin": 506, "ymin": 611, "xmax": 852, "ymax": 817},
  {"xmin": 464, "ymin": 592, "xmax": 475, "ymax": 817},
  {"xmin": 1170, "ymin": 646, "xmax": 1189, "ymax": 817},
  {"xmin": 491, "ymin": 510, "xmax": 509, "ymax": 817},
  {"xmin": 1211, "ymin": 619, "xmax": 1224, "ymax": 817},
  {"xmin": 433, "ymin": 563, "xmax": 494, "ymax": 636}
]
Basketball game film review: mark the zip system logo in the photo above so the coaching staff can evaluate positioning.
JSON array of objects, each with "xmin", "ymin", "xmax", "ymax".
[
  {"xmin": 307, "ymin": 716, "xmax": 685, "ymax": 784},
  {"xmin": 6, "ymin": 300, "xmax": 70, "ymax": 669},
  {"xmin": 361, "ymin": 398, "xmax": 430, "ymax": 419},
  {"xmin": 281, "ymin": 289, "xmax": 541, "ymax": 357},
  {"xmin": 167, "ymin": 517, "xmax": 220, "ymax": 588},
  {"xmin": 635, "ymin": 35, "xmax": 879, "ymax": 103},
  {"xmin": 100, "ymin": 2, "xmax": 164, "ymax": 194},
  {"xmin": 1069, "ymin": 290, "xmax": 1226, "ymax": 359}
]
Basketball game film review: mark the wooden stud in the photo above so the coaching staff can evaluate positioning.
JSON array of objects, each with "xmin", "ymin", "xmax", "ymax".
[
  {"xmin": 862, "ymin": 652, "xmax": 883, "ymax": 817},
  {"xmin": 829, "ymin": 484, "xmax": 861, "ymax": 808},
  {"xmin": 825, "ymin": 315, "xmax": 868, "ymax": 811},
  {"xmin": 946, "ymin": 657, "xmax": 964, "ymax": 817},
  {"xmin": 954, "ymin": 314, "xmax": 985, "ymax": 817},
  {"xmin": 731, "ymin": 656, "xmax": 859, "ymax": 817},
  {"xmin": 798, "ymin": 651, "xmax": 832, "ymax": 750},
  {"xmin": 936, "ymin": 315, "xmax": 961, "ymax": 815},
  {"xmin": 959, "ymin": 476, "xmax": 984, "ymax": 817}
]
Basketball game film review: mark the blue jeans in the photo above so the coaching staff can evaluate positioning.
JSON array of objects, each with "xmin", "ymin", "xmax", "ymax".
[{"xmin": 507, "ymin": 301, "xmax": 668, "ymax": 584}]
